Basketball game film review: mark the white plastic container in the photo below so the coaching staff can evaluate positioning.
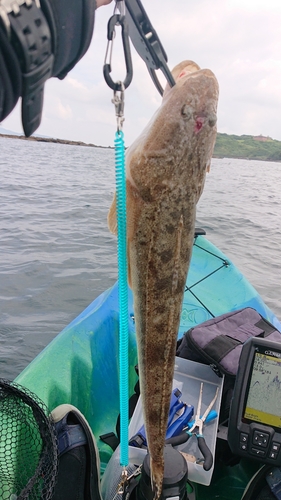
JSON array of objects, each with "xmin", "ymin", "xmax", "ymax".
[
  {"xmin": 101, "ymin": 357, "xmax": 224, "ymax": 499},
  {"xmin": 128, "ymin": 357, "xmax": 224, "ymax": 486}
]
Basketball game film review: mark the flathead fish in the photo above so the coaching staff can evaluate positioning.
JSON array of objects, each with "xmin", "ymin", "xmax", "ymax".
[{"xmin": 108, "ymin": 60, "xmax": 219, "ymax": 499}]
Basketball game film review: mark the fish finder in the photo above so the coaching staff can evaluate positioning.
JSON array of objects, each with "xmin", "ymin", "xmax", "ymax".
[{"xmin": 228, "ymin": 336, "xmax": 281, "ymax": 465}]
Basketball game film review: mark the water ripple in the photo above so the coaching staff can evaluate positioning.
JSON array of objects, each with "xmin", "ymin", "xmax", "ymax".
[{"xmin": 1, "ymin": 138, "xmax": 281, "ymax": 379}]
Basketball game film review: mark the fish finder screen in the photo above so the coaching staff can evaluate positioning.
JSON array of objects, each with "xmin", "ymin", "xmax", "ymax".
[{"xmin": 244, "ymin": 351, "xmax": 281, "ymax": 428}]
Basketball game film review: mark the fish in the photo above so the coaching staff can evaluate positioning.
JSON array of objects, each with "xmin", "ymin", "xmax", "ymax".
[{"xmin": 108, "ymin": 60, "xmax": 219, "ymax": 499}]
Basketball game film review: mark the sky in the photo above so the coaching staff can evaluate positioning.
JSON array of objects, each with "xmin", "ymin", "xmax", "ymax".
[{"xmin": 2, "ymin": 0, "xmax": 281, "ymax": 147}]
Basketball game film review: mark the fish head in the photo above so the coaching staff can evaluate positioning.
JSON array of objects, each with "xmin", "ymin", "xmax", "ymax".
[{"xmin": 127, "ymin": 60, "xmax": 219, "ymax": 206}]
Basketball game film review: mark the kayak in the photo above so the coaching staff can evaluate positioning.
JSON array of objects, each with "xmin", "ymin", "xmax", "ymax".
[{"xmin": 15, "ymin": 231, "xmax": 281, "ymax": 499}]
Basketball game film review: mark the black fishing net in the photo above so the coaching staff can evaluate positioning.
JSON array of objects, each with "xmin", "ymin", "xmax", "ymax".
[{"xmin": 0, "ymin": 379, "xmax": 58, "ymax": 500}]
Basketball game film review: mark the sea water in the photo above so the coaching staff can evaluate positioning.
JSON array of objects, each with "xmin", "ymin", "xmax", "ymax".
[{"xmin": 1, "ymin": 137, "xmax": 281, "ymax": 379}]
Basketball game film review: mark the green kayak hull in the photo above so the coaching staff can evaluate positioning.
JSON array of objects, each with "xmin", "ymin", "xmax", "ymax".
[{"xmin": 15, "ymin": 235, "xmax": 281, "ymax": 499}]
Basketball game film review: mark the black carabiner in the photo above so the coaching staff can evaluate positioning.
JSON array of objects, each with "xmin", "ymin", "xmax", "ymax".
[{"xmin": 103, "ymin": 14, "xmax": 133, "ymax": 92}]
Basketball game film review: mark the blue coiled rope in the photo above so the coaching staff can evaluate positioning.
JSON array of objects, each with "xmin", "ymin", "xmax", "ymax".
[{"xmin": 114, "ymin": 130, "xmax": 129, "ymax": 467}]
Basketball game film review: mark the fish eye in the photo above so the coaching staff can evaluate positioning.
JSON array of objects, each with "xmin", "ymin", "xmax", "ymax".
[
  {"xmin": 208, "ymin": 115, "xmax": 217, "ymax": 127},
  {"xmin": 181, "ymin": 105, "xmax": 192, "ymax": 120}
]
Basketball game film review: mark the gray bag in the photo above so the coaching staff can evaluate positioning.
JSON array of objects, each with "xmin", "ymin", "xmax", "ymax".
[
  {"xmin": 177, "ymin": 308, "xmax": 281, "ymax": 423},
  {"xmin": 177, "ymin": 307, "xmax": 281, "ymax": 378}
]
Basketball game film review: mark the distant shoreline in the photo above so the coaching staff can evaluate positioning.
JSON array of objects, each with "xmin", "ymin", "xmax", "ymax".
[
  {"xmin": 0, "ymin": 133, "xmax": 112, "ymax": 149},
  {"xmin": 1, "ymin": 132, "xmax": 281, "ymax": 162}
]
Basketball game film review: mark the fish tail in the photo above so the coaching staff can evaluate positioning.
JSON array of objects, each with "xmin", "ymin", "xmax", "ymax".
[{"xmin": 150, "ymin": 457, "xmax": 164, "ymax": 500}]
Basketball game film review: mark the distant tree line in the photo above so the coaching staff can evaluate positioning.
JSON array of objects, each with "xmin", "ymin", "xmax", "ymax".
[{"xmin": 213, "ymin": 133, "xmax": 281, "ymax": 162}]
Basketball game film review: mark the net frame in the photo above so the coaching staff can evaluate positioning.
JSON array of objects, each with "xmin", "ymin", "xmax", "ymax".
[{"xmin": 0, "ymin": 379, "xmax": 58, "ymax": 500}]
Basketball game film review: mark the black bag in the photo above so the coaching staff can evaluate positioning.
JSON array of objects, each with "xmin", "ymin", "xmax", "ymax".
[
  {"xmin": 177, "ymin": 307, "xmax": 281, "ymax": 422},
  {"xmin": 0, "ymin": 0, "xmax": 95, "ymax": 134}
]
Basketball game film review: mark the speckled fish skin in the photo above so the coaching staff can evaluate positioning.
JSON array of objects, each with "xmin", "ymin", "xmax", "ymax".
[{"xmin": 108, "ymin": 60, "xmax": 219, "ymax": 499}]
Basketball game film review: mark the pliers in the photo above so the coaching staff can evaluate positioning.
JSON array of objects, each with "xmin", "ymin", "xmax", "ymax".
[
  {"xmin": 166, "ymin": 383, "xmax": 219, "ymax": 472},
  {"xmin": 185, "ymin": 384, "xmax": 219, "ymax": 471}
]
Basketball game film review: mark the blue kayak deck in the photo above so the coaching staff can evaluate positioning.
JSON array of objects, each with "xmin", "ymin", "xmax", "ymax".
[{"xmin": 15, "ymin": 234, "xmax": 281, "ymax": 497}]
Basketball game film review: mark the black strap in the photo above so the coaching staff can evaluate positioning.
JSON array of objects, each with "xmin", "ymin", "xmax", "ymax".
[
  {"xmin": 99, "ymin": 432, "xmax": 120, "ymax": 451},
  {"xmin": 0, "ymin": 26, "xmax": 22, "ymax": 121},
  {"xmin": 2, "ymin": 1, "xmax": 54, "ymax": 136},
  {"xmin": 255, "ymin": 318, "xmax": 276, "ymax": 337},
  {"xmin": 0, "ymin": 0, "xmax": 96, "ymax": 135},
  {"xmin": 100, "ymin": 378, "xmax": 140, "ymax": 451},
  {"xmin": 203, "ymin": 335, "xmax": 241, "ymax": 364},
  {"xmin": 200, "ymin": 317, "xmax": 277, "ymax": 364},
  {"xmin": 40, "ymin": 0, "xmax": 96, "ymax": 79}
]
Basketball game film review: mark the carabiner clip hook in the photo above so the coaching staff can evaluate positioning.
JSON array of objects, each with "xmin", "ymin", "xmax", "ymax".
[
  {"xmin": 103, "ymin": 14, "xmax": 133, "ymax": 91},
  {"xmin": 112, "ymin": 82, "xmax": 125, "ymax": 132}
]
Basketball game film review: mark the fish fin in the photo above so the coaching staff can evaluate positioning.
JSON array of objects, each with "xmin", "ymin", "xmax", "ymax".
[
  {"xmin": 107, "ymin": 191, "xmax": 117, "ymax": 235},
  {"xmin": 150, "ymin": 457, "xmax": 164, "ymax": 500},
  {"xmin": 126, "ymin": 180, "xmax": 140, "ymax": 289}
]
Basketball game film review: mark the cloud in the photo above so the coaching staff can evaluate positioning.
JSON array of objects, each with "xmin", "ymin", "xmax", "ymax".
[
  {"xmin": 57, "ymin": 100, "xmax": 72, "ymax": 120},
  {"xmin": 67, "ymin": 78, "xmax": 88, "ymax": 92}
]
